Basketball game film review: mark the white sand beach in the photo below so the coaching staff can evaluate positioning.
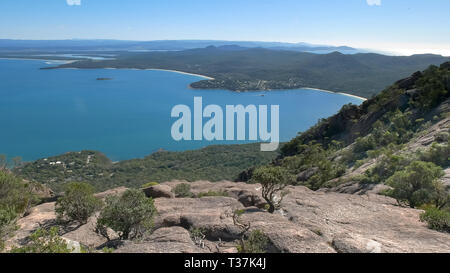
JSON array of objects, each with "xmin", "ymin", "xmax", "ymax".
[
  {"xmin": 303, "ymin": 87, "xmax": 367, "ymax": 101},
  {"xmin": 144, "ymin": 68, "xmax": 215, "ymax": 80}
]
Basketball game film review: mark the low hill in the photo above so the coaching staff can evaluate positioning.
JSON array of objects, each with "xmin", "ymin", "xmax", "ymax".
[{"xmin": 13, "ymin": 143, "xmax": 278, "ymax": 192}]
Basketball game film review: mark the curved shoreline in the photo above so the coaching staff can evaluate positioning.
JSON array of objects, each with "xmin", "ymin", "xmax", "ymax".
[
  {"xmin": 100, "ymin": 67, "xmax": 215, "ymax": 80},
  {"xmin": 302, "ymin": 87, "xmax": 367, "ymax": 101},
  {"xmin": 0, "ymin": 58, "xmax": 366, "ymax": 100},
  {"xmin": 144, "ymin": 68, "xmax": 215, "ymax": 80}
]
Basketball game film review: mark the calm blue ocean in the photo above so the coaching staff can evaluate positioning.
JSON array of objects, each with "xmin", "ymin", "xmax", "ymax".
[{"xmin": 0, "ymin": 59, "xmax": 364, "ymax": 162}]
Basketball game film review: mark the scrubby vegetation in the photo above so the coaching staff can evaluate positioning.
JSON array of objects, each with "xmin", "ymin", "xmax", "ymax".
[
  {"xmin": 172, "ymin": 183, "xmax": 195, "ymax": 198},
  {"xmin": 0, "ymin": 207, "xmax": 16, "ymax": 250},
  {"xmin": 0, "ymin": 171, "xmax": 39, "ymax": 249},
  {"xmin": 385, "ymin": 161, "xmax": 444, "ymax": 208},
  {"xmin": 172, "ymin": 184, "xmax": 229, "ymax": 199},
  {"xmin": 96, "ymin": 189, "xmax": 157, "ymax": 240},
  {"xmin": 55, "ymin": 182, "xmax": 103, "ymax": 224},
  {"xmin": 358, "ymin": 152, "xmax": 411, "ymax": 185},
  {"xmin": 420, "ymin": 207, "xmax": 450, "ymax": 233},
  {"xmin": 10, "ymin": 227, "xmax": 72, "ymax": 253},
  {"xmin": 280, "ymin": 142, "xmax": 346, "ymax": 190},
  {"xmin": 189, "ymin": 227, "xmax": 207, "ymax": 248},
  {"xmin": 412, "ymin": 65, "xmax": 449, "ymax": 109},
  {"xmin": 250, "ymin": 166, "xmax": 293, "ymax": 213},
  {"xmin": 419, "ymin": 140, "xmax": 450, "ymax": 168},
  {"xmin": 237, "ymin": 230, "xmax": 271, "ymax": 253},
  {"xmin": 15, "ymin": 143, "xmax": 278, "ymax": 192}
]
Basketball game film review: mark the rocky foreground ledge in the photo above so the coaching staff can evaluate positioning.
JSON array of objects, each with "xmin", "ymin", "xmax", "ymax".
[{"xmin": 7, "ymin": 181, "xmax": 450, "ymax": 253}]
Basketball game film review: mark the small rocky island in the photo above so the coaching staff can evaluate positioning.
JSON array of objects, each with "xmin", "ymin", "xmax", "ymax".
[{"xmin": 96, "ymin": 77, "xmax": 113, "ymax": 81}]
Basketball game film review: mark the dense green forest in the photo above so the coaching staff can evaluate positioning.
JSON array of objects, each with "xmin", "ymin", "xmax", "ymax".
[
  {"xmin": 13, "ymin": 143, "xmax": 278, "ymax": 192},
  {"xmin": 44, "ymin": 46, "xmax": 450, "ymax": 98}
]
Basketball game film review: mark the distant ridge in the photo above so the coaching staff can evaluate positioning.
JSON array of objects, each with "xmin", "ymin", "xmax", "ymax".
[{"xmin": 0, "ymin": 39, "xmax": 361, "ymax": 54}]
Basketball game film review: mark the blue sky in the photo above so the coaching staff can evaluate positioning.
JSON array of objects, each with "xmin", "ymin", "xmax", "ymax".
[{"xmin": 0, "ymin": 0, "xmax": 449, "ymax": 55}]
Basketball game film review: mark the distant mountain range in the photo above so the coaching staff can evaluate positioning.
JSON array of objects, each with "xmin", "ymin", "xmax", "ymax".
[{"xmin": 0, "ymin": 39, "xmax": 363, "ymax": 54}]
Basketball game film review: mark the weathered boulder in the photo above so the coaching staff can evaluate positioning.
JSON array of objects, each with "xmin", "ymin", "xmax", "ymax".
[
  {"xmin": 282, "ymin": 186, "xmax": 450, "ymax": 253},
  {"xmin": 331, "ymin": 233, "xmax": 383, "ymax": 253},
  {"xmin": 62, "ymin": 213, "xmax": 115, "ymax": 249},
  {"xmin": 94, "ymin": 186, "xmax": 128, "ymax": 199},
  {"xmin": 154, "ymin": 196, "xmax": 244, "ymax": 240},
  {"xmin": 142, "ymin": 184, "xmax": 175, "ymax": 199},
  {"xmin": 153, "ymin": 193, "xmax": 334, "ymax": 253},
  {"xmin": 240, "ymin": 208, "xmax": 335, "ymax": 253},
  {"xmin": 164, "ymin": 180, "xmax": 266, "ymax": 208},
  {"xmin": 31, "ymin": 183, "xmax": 57, "ymax": 203},
  {"xmin": 321, "ymin": 181, "xmax": 393, "ymax": 196},
  {"xmin": 5, "ymin": 202, "xmax": 57, "ymax": 249},
  {"xmin": 8, "ymin": 181, "xmax": 450, "ymax": 253},
  {"xmin": 115, "ymin": 227, "xmax": 207, "ymax": 253}
]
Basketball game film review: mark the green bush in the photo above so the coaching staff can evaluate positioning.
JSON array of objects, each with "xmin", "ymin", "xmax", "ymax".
[
  {"xmin": 386, "ymin": 161, "xmax": 444, "ymax": 208},
  {"xmin": 0, "ymin": 171, "xmax": 38, "ymax": 248},
  {"xmin": 101, "ymin": 247, "xmax": 115, "ymax": 253},
  {"xmin": 419, "ymin": 141, "xmax": 450, "ymax": 168},
  {"xmin": 0, "ymin": 171, "xmax": 37, "ymax": 214},
  {"xmin": 10, "ymin": 227, "xmax": 72, "ymax": 253},
  {"xmin": 237, "ymin": 230, "xmax": 271, "ymax": 253},
  {"xmin": 96, "ymin": 189, "xmax": 157, "ymax": 240},
  {"xmin": 435, "ymin": 132, "xmax": 450, "ymax": 143},
  {"xmin": 281, "ymin": 143, "xmax": 345, "ymax": 190},
  {"xmin": 420, "ymin": 207, "xmax": 450, "ymax": 233},
  {"xmin": 56, "ymin": 182, "xmax": 103, "ymax": 224},
  {"xmin": 353, "ymin": 136, "xmax": 376, "ymax": 154},
  {"xmin": 363, "ymin": 153, "xmax": 410, "ymax": 184},
  {"xmin": 250, "ymin": 166, "xmax": 293, "ymax": 213},
  {"xmin": 0, "ymin": 206, "xmax": 17, "ymax": 250},
  {"xmin": 172, "ymin": 183, "xmax": 195, "ymax": 198}
]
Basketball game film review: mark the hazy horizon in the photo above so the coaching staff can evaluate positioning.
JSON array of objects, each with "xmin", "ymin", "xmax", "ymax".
[{"xmin": 1, "ymin": 0, "xmax": 449, "ymax": 56}]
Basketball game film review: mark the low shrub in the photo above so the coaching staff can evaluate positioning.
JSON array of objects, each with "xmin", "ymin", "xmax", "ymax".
[
  {"xmin": 96, "ymin": 189, "xmax": 157, "ymax": 240},
  {"xmin": 420, "ymin": 207, "xmax": 450, "ymax": 233},
  {"xmin": 10, "ymin": 227, "xmax": 72, "ymax": 253},
  {"xmin": 172, "ymin": 183, "xmax": 195, "ymax": 198},
  {"xmin": 237, "ymin": 230, "xmax": 271, "ymax": 253},
  {"xmin": 56, "ymin": 182, "xmax": 103, "ymax": 224}
]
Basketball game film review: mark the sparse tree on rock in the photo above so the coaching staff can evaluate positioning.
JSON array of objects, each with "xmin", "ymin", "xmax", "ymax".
[{"xmin": 250, "ymin": 166, "xmax": 293, "ymax": 213}]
